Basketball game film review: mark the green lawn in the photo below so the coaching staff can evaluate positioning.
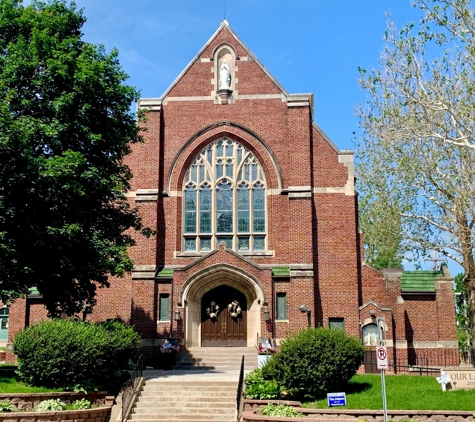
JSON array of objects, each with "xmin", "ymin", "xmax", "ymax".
[
  {"xmin": 0, "ymin": 367, "xmax": 61, "ymax": 393},
  {"xmin": 303, "ymin": 374, "xmax": 475, "ymax": 411}
]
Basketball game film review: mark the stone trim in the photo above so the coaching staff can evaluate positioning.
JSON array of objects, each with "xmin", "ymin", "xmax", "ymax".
[
  {"xmin": 290, "ymin": 270, "xmax": 314, "ymax": 277},
  {"xmin": 162, "ymin": 96, "xmax": 214, "ymax": 103},
  {"xmin": 410, "ymin": 341, "xmax": 459, "ymax": 349},
  {"xmin": 137, "ymin": 98, "xmax": 161, "ymax": 110},
  {"xmin": 132, "ymin": 265, "xmax": 156, "ymax": 280},
  {"xmin": 135, "ymin": 189, "xmax": 159, "ymax": 202},
  {"xmin": 288, "ymin": 185, "xmax": 312, "ymax": 199},
  {"xmin": 395, "ymin": 340, "xmax": 408, "ymax": 348},
  {"xmin": 359, "ymin": 300, "xmax": 392, "ymax": 312},
  {"xmin": 313, "ymin": 187, "xmax": 346, "ymax": 194},
  {"xmin": 338, "ymin": 152, "xmax": 355, "ymax": 196}
]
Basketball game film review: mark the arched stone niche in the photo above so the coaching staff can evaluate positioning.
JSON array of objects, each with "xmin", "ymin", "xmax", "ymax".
[{"xmin": 213, "ymin": 44, "xmax": 236, "ymax": 103}]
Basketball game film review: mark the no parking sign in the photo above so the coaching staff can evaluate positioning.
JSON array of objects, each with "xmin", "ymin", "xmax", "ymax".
[{"xmin": 376, "ymin": 346, "xmax": 388, "ymax": 370}]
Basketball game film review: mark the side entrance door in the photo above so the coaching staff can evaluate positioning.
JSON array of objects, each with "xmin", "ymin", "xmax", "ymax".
[{"xmin": 201, "ymin": 285, "xmax": 247, "ymax": 346}]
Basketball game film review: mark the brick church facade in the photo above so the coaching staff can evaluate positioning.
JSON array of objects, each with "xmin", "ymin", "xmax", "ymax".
[{"xmin": 2, "ymin": 21, "xmax": 459, "ymax": 369}]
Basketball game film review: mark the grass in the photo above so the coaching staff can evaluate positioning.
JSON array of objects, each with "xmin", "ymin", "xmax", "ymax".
[
  {"xmin": 0, "ymin": 368, "xmax": 61, "ymax": 393},
  {"xmin": 302, "ymin": 374, "xmax": 475, "ymax": 411}
]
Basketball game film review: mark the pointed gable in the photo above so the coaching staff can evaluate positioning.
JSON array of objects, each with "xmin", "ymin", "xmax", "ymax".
[{"xmin": 163, "ymin": 20, "xmax": 288, "ymax": 100}]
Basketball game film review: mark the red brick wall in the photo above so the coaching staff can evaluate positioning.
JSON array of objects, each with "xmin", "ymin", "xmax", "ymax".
[{"xmin": 4, "ymin": 24, "xmax": 458, "ymax": 369}]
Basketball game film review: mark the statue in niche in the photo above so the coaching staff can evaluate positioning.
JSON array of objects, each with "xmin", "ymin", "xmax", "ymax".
[{"xmin": 219, "ymin": 59, "xmax": 231, "ymax": 90}]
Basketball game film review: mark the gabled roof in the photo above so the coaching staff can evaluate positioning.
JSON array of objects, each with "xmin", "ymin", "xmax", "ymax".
[{"xmin": 160, "ymin": 20, "xmax": 290, "ymax": 100}]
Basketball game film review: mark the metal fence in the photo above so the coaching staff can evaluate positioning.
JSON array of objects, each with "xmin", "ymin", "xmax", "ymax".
[
  {"xmin": 460, "ymin": 349, "xmax": 475, "ymax": 366},
  {"xmin": 363, "ymin": 360, "xmax": 440, "ymax": 376},
  {"xmin": 122, "ymin": 355, "xmax": 143, "ymax": 422}
]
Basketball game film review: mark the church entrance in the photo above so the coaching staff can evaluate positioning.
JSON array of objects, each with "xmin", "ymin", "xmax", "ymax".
[{"xmin": 201, "ymin": 285, "xmax": 247, "ymax": 346}]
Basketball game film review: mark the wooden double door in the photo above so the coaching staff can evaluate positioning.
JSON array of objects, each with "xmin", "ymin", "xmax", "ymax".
[{"xmin": 201, "ymin": 285, "xmax": 247, "ymax": 346}]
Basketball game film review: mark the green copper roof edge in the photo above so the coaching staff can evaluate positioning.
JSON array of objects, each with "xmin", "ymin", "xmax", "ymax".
[
  {"xmin": 272, "ymin": 267, "xmax": 290, "ymax": 276},
  {"xmin": 157, "ymin": 268, "xmax": 173, "ymax": 277}
]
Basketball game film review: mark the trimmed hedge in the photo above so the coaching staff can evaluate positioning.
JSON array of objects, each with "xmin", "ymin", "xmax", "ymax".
[
  {"xmin": 263, "ymin": 327, "xmax": 365, "ymax": 400},
  {"xmin": 13, "ymin": 319, "xmax": 140, "ymax": 393}
]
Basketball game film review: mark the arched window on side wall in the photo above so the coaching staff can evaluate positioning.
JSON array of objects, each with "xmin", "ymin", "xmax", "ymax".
[
  {"xmin": 183, "ymin": 138, "xmax": 266, "ymax": 253},
  {"xmin": 362, "ymin": 323, "xmax": 378, "ymax": 346}
]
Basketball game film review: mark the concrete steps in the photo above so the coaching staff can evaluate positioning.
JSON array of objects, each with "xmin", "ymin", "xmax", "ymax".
[
  {"xmin": 129, "ymin": 348, "xmax": 258, "ymax": 422},
  {"xmin": 175, "ymin": 347, "xmax": 257, "ymax": 371},
  {"xmin": 130, "ymin": 380, "xmax": 238, "ymax": 422}
]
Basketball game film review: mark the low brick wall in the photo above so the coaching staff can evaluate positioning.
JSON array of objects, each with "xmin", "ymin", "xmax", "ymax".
[
  {"xmin": 0, "ymin": 392, "xmax": 113, "ymax": 411},
  {"xmin": 0, "ymin": 406, "xmax": 111, "ymax": 422},
  {"xmin": 242, "ymin": 400, "xmax": 474, "ymax": 422},
  {"xmin": 244, "ymin": 399, "xmax": 302, "ymax": 411}
]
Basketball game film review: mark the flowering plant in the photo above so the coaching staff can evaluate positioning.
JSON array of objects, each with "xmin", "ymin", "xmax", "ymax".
[
  {"xmin": 160, "ymin": 342, "xmax": 180, "ymax": 354},
  {"xmin": 256, "ymin": 340, "xmax": 277, "ymax": 354}
]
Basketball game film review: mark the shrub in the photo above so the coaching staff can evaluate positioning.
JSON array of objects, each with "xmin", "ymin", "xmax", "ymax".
[
  {"xmin": 13, "ymin": 319, "xmax": 140, "ymax": 393},
  {"xmin": 244, "ymin": 368, "xmax": 280, "ymax": 399},
  {"xmin": 261, "ymin": 403, "xmax": 304, "ymax": 418},
  {"xmin": 269, "ymin": 327, "xmax": 365, "ymax": 400},
  {"xmin": 0, "ymin": 400, "xmax": 14, "ymax": 412},
  {"xmin": 35, "ymin": 399, "xmax": 66, "ymax": 412},
  {"xmin": 70, "ymin": 399, "xmax": 92, "ymax": 410}
]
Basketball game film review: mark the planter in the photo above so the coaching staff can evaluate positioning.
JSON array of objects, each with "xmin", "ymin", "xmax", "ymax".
[
  {"xmin": 0, "ymin": 406, "xmax": 111, "ymax": 422},
  {"xmin": 241, "ymin": 401, "xmax": 475, "ymax": 422},
  {"xmin": 0, "ymin": 392, "xmax": 112, "ymax": 411}
]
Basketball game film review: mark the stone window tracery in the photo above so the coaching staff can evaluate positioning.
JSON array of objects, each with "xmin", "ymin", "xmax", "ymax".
[{"xmin": 183, "ymin": 138, "xmax": 266, "ymax": 252}]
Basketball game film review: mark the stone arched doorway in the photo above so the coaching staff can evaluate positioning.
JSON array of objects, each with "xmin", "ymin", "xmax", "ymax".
[
  {"xmin": 201, "ymin": 285, "xmax": 247, "ymax": 346},
  {"xmin": 179, "ymin": 263, "xmax": 266, "ymax": 348}
]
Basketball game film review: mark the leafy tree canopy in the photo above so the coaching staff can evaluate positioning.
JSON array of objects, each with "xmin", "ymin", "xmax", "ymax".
[
  {"xmin": 356, "ymin": 0, "xmax": 475, "ymax": 347},
  {"xmin": 0, "ymin": 0, "xmax": 148, "ymax": 316}
]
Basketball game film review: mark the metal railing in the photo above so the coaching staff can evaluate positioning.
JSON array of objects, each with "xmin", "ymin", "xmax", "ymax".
[
  {"xmin": 122, "ymin": 355, "xmax": 143, "ymax": 422},
  {"xmin": 236, "ymin": 355, "xmax": 245, "ymax": 421},
  {"xmin": 460, "ymin": 349, "xmax": 475, "ymax": 366},
  {"xmin": 363, "ymin": 360, "xmax": 440, "ymax": 376}
]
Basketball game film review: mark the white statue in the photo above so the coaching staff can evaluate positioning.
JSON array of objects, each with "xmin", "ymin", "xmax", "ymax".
[{"xmin": 219, "ymin": 59, "xmax": 231, "ymax": 89}]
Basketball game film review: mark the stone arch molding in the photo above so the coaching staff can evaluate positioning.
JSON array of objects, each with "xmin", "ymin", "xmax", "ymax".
[
  {"xmin": 166, "ymin": 121, "xmax": 283, "ymax": 194},
  {"xmin": 179, "ymin": 263, "xmax": 266, "ymax": 305}
]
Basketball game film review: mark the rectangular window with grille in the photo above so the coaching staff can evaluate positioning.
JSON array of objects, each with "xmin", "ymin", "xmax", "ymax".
[
  {"xmin": 329, "ymin": 317, "xmax": 344, "ymax": 331},
  {"xmin": 276, "ymin": 293, "xmax": 287, "ymax": 320},
  {"xmin": 159, "ymin": 294, "xmax": 170, "ymax": 322}
]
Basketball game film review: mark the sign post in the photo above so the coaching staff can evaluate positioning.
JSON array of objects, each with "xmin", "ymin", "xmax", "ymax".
[{"xmin": 376, "ymin": 345, "xmax": 388, "ymax": 422}]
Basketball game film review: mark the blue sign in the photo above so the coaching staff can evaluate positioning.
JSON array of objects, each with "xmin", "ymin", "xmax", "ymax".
[{"xmin": 327, "ymin": 392, "xmax": 347, "ymax": 407}]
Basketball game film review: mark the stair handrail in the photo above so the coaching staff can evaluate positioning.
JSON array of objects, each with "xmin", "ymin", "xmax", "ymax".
[
  {"xmin": 236, "ymin": 355, "xmax": 245, "ymax": 420},
  {"xmin": 121, "ymin": 354, "xmax": 144, "ymax": 422}
]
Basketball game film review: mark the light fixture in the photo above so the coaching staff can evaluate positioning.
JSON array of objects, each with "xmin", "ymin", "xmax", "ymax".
[
  {"xmin": 174, "ymin": 308, "xmax": 181, "ymax": 321},
  {"xmin": 299, "ymin": 305, "xmax": 311, "ymax": 327},
  {"xmin": 263, "ymin": 305, "xmax": 270, "ymax": 321},
  {"xmin": 370, "ymin": 310, "xmax": 376, "ymax": 318}
]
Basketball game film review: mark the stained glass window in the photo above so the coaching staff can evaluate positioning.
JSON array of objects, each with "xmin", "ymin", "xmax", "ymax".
[
  {"xmin": 184, "ymin": 185, "xmax": 196, "ymax": 233},
  {"xmin": 276, "ymin": 293, "xmax": 287, "ymax": 320},
  {"xmin": 216, "ymin": 181, "xmax": 233, "ymax": 233},
  {"xmin": 200, "ymin": 185, "xmax": 212, "ymax": 233},
  {"xmin": 182, "ymin": 138, "xmax": 266, "ymax": 252},
  {"xmin": 200, "ymin": 238, "xmax": 211, "ymax": 251}
]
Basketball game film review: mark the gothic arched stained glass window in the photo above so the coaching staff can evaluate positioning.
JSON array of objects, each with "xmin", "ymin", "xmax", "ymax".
[{"xmin": 183, "ymin": 138, "xmax": 266, "ymax": 252}]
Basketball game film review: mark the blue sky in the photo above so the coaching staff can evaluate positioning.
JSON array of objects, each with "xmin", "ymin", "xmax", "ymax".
[
  {"xmin": 70, "ymin": 0, "xmax": 419, "ymax": 152},
  {"xmin": 67, "ymin": 0, "xmax": 460, "ymax": 274}
]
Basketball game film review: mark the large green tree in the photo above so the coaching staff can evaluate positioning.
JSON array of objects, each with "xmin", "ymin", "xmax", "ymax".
[
  {"xmin": 356, "ymin": 0, "xmax": 475, "ymax": 347},
  {"xmin": 0, "ymin": 0, "xmax": 147, "ymax": 316}
]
